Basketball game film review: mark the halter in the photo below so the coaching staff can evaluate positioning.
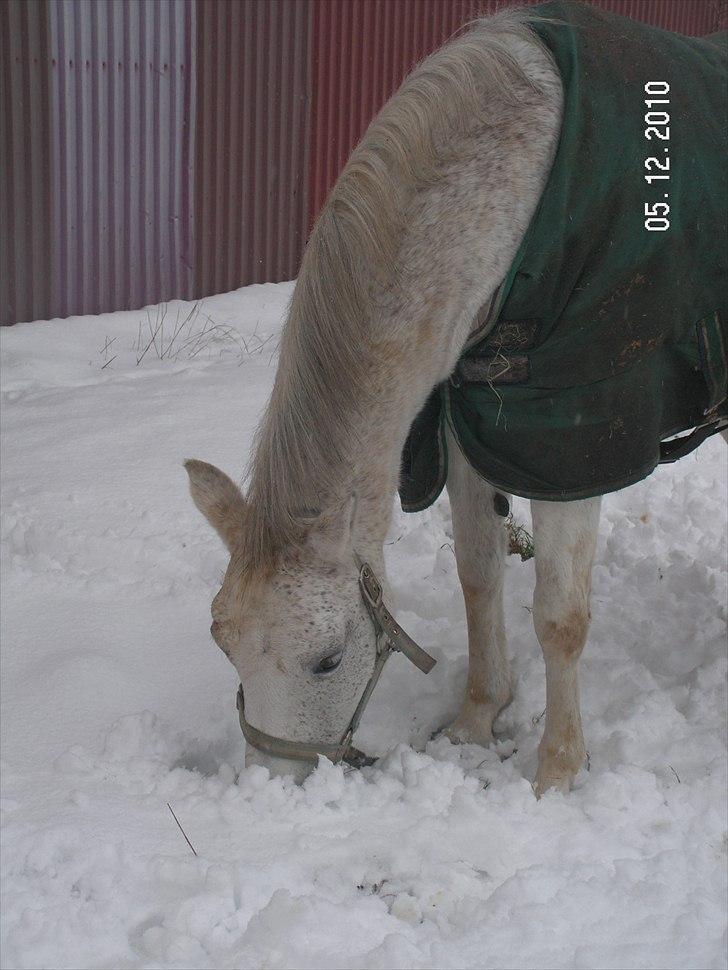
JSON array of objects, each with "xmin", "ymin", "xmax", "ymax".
[{"xmin": 236, "ymin": 557, "xmax": 436, "ymax": 768}]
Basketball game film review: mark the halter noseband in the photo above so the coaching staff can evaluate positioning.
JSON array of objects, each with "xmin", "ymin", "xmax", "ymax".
[{"xmin": 236, "ymin": 557, "xmax": 436, "ymax": 768}]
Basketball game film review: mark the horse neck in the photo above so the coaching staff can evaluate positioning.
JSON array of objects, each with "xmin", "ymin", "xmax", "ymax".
[
  {"xmin": 345, "ymin": 333, "xmax": 450, "ymax": 564},
  {"xmin": 251, "ymin": 29, "xmax": 561, "ymax": 572},
  {"xmin": 276, "ymin": 174, "xmax": 554, "ymax": 567}
]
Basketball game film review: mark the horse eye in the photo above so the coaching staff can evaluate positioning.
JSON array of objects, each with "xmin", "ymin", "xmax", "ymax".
[{"xmin": 315, "ymin": 650, "xmax": 343, "ymax": 674}]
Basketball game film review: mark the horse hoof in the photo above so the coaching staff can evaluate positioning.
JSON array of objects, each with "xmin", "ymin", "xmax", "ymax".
[{"xmin": 533, "ymin": 772, "xmax": 572, "ymax": 798}]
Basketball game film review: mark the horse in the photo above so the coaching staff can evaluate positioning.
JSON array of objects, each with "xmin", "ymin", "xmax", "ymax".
[{"xmin": 185, "ymin": 3, "xmax": 727, "ymax": 796}]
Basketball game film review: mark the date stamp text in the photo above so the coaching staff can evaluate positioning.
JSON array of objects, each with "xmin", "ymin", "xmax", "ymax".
[{"xmin": 644, "ymin": 81, "xmax": 670, "ymax": 231}]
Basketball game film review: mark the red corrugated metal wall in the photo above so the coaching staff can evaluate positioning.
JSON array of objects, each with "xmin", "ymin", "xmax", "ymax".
[
  {"xmin": 1, "ymin": 0, "xmax": 724, "ymax": 324},
  {"xmin": 194, "ymin": 0, "xmax": 311, "ymax": 296}
]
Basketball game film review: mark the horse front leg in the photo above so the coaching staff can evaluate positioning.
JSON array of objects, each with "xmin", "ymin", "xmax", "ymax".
[
  {"xmin": 531, "ymin": 497, "xmax": 601, "ymax": 796},
  {"xmin": 443, "ymin": 430, "xmax": 512, "ymax": 745}
]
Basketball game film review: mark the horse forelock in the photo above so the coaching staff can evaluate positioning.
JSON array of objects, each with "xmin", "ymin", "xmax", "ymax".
[{"xmin": 240, "ymin": 7, "xmax": 550, "ymax": 574}]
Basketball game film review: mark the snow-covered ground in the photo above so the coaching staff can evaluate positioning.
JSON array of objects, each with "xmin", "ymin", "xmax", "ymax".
[{"xmin": 1, "ymin": 283, "xmax": 726, "ymax": 970}]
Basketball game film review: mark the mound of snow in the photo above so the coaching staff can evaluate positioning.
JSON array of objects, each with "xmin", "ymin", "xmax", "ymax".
[{"xmin": 1, "ymin": 283, "xmax": 726, "ymax": 969}]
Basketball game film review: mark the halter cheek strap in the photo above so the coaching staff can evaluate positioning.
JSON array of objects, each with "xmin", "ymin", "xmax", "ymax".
[
  {"xmin": 356, "ymin": 559, "xmax": 436, "ymax": 675},
  {"xmin": 236, "ymin": 558, "xmax": 437, "ymax": 768}
]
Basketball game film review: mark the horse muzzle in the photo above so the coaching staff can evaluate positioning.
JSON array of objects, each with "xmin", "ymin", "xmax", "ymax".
[{"xmin": 235, "ymin": 558, "xmax": 436, "ymax": 775}]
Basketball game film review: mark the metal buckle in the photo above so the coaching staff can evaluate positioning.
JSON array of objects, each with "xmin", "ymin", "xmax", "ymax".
[{"xmin": 358, "ymin": 562, "xmax": 382, "ymax": 609}]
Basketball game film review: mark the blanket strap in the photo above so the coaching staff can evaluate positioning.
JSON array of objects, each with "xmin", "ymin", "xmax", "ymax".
[{"xmin": 659, "ymin": 417, "xmax": 728, "ymax": 464}]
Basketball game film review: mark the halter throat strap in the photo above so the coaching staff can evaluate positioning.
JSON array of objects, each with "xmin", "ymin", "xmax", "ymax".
[{"xmin": 236, "ymin": 557, "xmax": 436, "ymax": 767}]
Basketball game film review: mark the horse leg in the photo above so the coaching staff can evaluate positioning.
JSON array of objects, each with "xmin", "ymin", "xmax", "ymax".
[
  {"xmin": 531, "ymin": 497, "xmax": 601, "ymax": 795},
  {"xmin": 442, "ymin": 431, "xmax": 511, "ymax": 745}
]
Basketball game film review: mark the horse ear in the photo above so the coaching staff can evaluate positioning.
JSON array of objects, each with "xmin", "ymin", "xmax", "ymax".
[
  {"xmin": 184, "ymin": 459, "xmax": 246, "ymax": 552},
  {"xmin": 304, "ymin": 493, "xmax": 358, "ymax": 565}
]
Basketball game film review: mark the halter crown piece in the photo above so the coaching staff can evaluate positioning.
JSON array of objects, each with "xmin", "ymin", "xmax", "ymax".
[{"xmin": 236, "ymin": 556, "xmax": 436, "ymax": 768}]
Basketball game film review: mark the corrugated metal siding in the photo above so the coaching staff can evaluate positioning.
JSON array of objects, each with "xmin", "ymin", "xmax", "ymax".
[
  {"xmin": 1, "ymin": 0, "xmax": 723, "ymax": 325},
  {"xmin": 46, "ymin": 0, "xmax": 196, "ymax": 321},
  {"xmin": 193, "ymin": 0, "xmax": 311, "ymax": 297},
  {"xmin": 308, "ymin": 0, "xmax": 724, "ymax": 224},
  {"xmin": 0, "ymin": 0, "xmax": 53, "ymax": 326}
]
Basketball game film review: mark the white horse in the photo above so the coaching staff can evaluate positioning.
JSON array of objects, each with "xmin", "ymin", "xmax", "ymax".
[{"xmin": 185, "ymin": 7, "xmax": 725, "ymax": 795}]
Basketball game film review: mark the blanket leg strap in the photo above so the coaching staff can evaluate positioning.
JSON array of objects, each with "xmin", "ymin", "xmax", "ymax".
[{"xmin": 659, "ymin": 418, "xmax": 727, "ymax": 464}]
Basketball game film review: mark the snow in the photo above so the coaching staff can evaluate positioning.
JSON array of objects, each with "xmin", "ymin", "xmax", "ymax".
[{"xmin": 1, "ymin": 282, "xmax": 726, "ymax": 970}]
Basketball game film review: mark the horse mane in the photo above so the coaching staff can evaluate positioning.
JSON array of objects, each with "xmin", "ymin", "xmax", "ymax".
[{"xmin": 241, "ymin": 7, "xmax": 550, "ymax": 573}]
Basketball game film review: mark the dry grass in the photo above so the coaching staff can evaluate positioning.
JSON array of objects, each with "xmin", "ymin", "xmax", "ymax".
[
  {"xmin": 98, "ymin": 335, "xmax": 117, "ymax": 369},
  {"xmin": 132, "ymin": 302, "xmax": 275, "ymax": 366},
  {"xmin": 506, "ymin": 513, "xmax": 534, "ymax": 561}
]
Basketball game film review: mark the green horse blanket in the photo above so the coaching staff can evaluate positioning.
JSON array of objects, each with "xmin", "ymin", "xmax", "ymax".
[{"xmin": 400, "ymin": 1, "xmax": 727, "ymax": 510}]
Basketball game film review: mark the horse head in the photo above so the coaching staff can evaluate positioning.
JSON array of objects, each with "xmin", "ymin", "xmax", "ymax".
[{"xmin": 184, "ymin": 459, "xmax": 382, "ymax": 782}]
